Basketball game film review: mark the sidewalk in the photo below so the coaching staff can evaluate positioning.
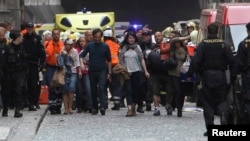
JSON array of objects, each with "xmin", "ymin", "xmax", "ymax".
[{"xmin": 0, "ymin": 105, "xmax": 48, "ymax": 141}]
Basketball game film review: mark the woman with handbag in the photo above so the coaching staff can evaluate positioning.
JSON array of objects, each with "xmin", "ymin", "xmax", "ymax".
[
  {"xmin": 168, "ymin": 39, "xmax": 187, "ymax": 117},
  {"xmin": 61, "ymin": 38, "xmax": 81, "ymax": 114}
]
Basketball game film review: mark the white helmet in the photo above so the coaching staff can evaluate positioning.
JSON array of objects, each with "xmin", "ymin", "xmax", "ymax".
[
  {"xmin": 42, "ymin": 30, "xmax": 52, "ymax": 37},
  {"xmin": 103, "ymin": 28, "xmax": 113, "ymax": 37}
]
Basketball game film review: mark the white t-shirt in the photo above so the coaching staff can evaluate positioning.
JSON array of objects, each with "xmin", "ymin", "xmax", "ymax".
[{"xmin": 124, "ymin": 49, "xmax": 142, "ymax": 73}]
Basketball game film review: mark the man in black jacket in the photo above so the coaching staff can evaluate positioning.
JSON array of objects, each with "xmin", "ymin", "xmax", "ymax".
[
  {"xmin": 22, "ymin": 22, "xmax": 45, "ymax": 111},
  {"xmin": 191, "ymin": 23, "xmax": 234, "ymax": 136}
]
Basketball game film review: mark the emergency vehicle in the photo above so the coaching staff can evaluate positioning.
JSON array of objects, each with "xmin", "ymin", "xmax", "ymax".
[
  {"xmin": 34, "ymin": 11, "xmax": 115, "ymax": 36},
  {"xmin": 197, "ymin": 3, "xmax": 250, "ymax": 52},
  {"xmin": 55, "ymin": 12, "xmax": 115, "ymax": 34}
]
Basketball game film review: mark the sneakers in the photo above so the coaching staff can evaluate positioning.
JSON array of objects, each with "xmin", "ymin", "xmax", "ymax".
[
  {"xmin": 111, "ymin": 106, "xmax": 120, "ymax": 110},
  {"xmin": 35, "ymin": 104, "xmax": 41, "ymax": 109},
  {"xmin": 137, "ymin": 106, "xmax": 144, "ymax": 113},
  {"xmin": 29, "ymin": 105, "xmax": 37, "ymax": 111},
  {"xmin": 153, "ymin": 109, "xmax": 160, "ymax": 116},
  {"xmin": 165, "ymin": 105, "xmax": 173, "ymax": 115}
]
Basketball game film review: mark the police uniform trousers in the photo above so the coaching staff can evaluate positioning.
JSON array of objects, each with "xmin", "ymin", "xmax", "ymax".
[
  {"xmin": 2, "ymin": 71, "xmax": 27, "ymax": 109},
  {"xmin": 27, "ymin": 65, "xmax": 40, "ymax": 106},
  {"xmin": 241, "ymin": 70, "xmax": 250, "ymax": 123},
  {"xmin": 200, "ymin": 70, "xmax": 229, "ymax": 129}
]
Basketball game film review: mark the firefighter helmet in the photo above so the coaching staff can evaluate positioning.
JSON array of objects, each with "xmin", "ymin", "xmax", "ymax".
[{"xmin": 187, "ymin": 21, "xmax": 196, "ymax": 30}]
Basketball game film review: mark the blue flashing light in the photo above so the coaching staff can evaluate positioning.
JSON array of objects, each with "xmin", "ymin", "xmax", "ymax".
[{"xmin": 81, "ymin": 7, "xmax": 87, "ymax": 13}]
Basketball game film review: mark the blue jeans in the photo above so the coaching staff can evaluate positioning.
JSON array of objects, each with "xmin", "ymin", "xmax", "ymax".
[{"xmin": 89, "ymin": 70, "xmax": 107, "ymax": 109}]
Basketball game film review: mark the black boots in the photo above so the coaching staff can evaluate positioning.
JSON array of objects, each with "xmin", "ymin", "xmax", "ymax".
[
  {"xmin": 100, "ymin": 108, "xmax": 105, "ymax": 115},
  {"xmin": 29, "ymin": 105, "xmax": 37, "ymax": 111},
  {"xmin": 203, "ymin": 131, "xmax": 208, "ymax": 136},
  {"xmin": 14, "ymin": 108, "xmax": 23, "ymax": 118},
  {"xmin": 177, "ymin": 108, "xmax": 182, "ymax": 117},
  {"xmin": 220, "ymin": 113, "xmax": 228, "ymax": 125},
  {"xmin": 2, "ymin": 107, "xmax": 8, "ymax": 117},
  {"xmin": 2, "ymin": 107, "xmax": 23, "ymax": 118}
]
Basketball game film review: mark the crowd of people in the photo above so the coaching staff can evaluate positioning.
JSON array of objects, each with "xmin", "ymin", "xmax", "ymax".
[
  {"xmin": 0, "ymin": 20, "xmax": 198, "ymax": 117},
  {"xmin": 1, "ymin": 20, "xmax": 250, "ymax": 136}
]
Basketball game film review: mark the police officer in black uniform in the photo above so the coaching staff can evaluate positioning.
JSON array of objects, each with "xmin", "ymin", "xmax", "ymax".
[
  {"xmin": 191, "ymin": 23, "xmax": 234, "ymax": 136},
  {"xmin": 231, "ymin": 22, "xmax": 250, "ymax": 124},
  {"xmin": 22, "ymin": 22, "xmax": 45, "ymax": 111},
  {"xmin": 1, "ymin": 29, "xmax": 28, "ymax": 118}
]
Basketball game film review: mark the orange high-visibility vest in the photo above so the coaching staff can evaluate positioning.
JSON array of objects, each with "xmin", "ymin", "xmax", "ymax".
[
  {"xmin": 45, "ymin": 40, "xmax": 64, "ymax": 66},
  {"xmin": 105, "ymin": 40, "xmax": 120, "ymax": 66}
]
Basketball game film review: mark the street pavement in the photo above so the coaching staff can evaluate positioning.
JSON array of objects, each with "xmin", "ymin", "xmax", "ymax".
[
  {"xmin": 1, "ymin": 102, "xmax": 220, "ymax": 141},
  {"xmin": 33, "ymin": 102, "xmax": 217, "ymax": 141},
  {"xmin": 0, "ymin": 105, "xmax": 48, "ymax": 141}
]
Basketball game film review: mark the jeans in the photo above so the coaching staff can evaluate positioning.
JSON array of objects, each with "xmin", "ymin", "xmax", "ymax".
[{"xmin": 89, "ymin": 70, "xmax": 107, "ymax": 109}]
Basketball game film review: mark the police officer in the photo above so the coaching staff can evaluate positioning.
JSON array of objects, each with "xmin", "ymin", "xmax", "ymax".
[
  {"xmin": 231, "ymin": 22, "xmax": 250, "ymax": 124},
  {"xmin": 1, "ymin": 29, "xmax": 28, "ymax": 118},
  {"xmin": 22, "ymin": 22, "xmax": 45, "ymax": 111},
  {"xmin": 191, "ymin": 23, "xmax": 234, "ymax": 136}
]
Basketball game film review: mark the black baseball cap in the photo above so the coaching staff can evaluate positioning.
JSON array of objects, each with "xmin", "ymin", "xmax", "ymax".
[{"xmin": 26, "ymin": 22, "xmax": 34, "ymax": 28}]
